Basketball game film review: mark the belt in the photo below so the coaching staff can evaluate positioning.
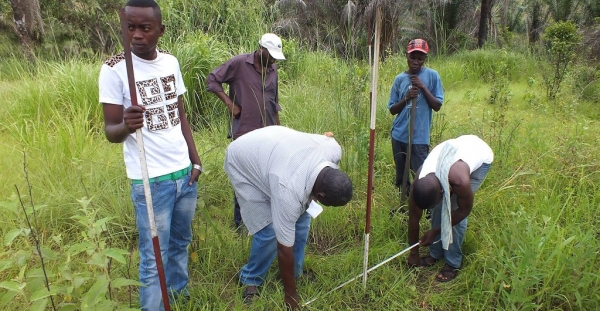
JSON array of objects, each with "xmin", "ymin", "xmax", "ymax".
[{"xmin": 131, "ymin": 165, "xmax": 191, "ymax": 185}]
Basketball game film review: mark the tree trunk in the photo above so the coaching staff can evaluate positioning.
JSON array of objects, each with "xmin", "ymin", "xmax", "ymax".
[
  {"xmin": 9, "ymin": 0, "xmax": 44, "ymax": 62},
  {"xmin": 477, "ymin": 0, "xmax": 491, "ymax": 47},
  {"xmin": 528, "ymin": 1, "xmax": 542, "ymax": 44}
]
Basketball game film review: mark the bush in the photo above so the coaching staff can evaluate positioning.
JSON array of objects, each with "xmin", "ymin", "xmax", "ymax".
[{"xmin": 541, "ymin": 21, "xmax": 583, "ymax": 99}]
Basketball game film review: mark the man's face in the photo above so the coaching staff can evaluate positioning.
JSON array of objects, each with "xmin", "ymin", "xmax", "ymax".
[
  {"xmin": 125, "ymin": 6, "xmax": 164, "ymax": 60},
  {"xmin": 259, "ymin": 47, "xmax": 276, "ymax": 67},
  {"xmin": 406, "ymin": 51, "xmax": 427, "ymax": 74}
]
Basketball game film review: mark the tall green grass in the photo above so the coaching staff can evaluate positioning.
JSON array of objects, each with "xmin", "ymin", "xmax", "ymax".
[{"xmin": 0, "ymin": 44, "xmax": 599, "ymax": 310}]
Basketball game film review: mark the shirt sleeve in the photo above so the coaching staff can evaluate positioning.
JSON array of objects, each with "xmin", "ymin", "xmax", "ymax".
[
  {"xmin": 326, "ymin": 138, "xmax": 342, "ymax": 165},
  {"xmin": 304, "ymin": 134, "xmax": 342, "ymax": 166},
  {"xmin": 430, "ymin": 70, "xmax": 444, "ymax": 104},
  {"xmin": 98, "ymin": 64, "xmax": 124, "ymax": 105},
  {"xmin": 206, "ymin": 57, "xmax": 238, "ymax": 93},
  {"xmin": 175, "ymin": 60, "xmax": 187, "ymax": 96},
  {"xmin": 387, "ymin": 75, "xmax": 405, "ymax": 109},
  {"xmin": 274, "ymin": 72, "xmax": 282, "ymax": 112}
]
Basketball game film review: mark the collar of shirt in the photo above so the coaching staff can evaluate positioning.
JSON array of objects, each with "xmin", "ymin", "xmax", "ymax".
[{"xmin": 245, "ymin": 52, "xmax": 274, "ymax": 73}]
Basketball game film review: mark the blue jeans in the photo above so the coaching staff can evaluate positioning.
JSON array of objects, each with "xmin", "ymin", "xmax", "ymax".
[
  {"xmin": 239, "ymin": 212, "xmax": 311, "ymax": 286},
  {"xmin": 131, "ymin": 171, "xmax": 197, "ymax": 311},
  {"xmin": 429, "ymin": 163, "xmax": 491, "ymax": 269}
]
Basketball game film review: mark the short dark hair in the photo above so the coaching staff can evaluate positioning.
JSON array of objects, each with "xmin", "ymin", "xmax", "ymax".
[
  {"xmin": 125, "ymin": 0, "xmax": 162, "ymax": 22},
  {"xmin": 319, "ymin": 167, "xmax": 353, "ymax": 207},
  {"xmin": 412, "ymin": 174, "xmax": 441, "ymax": 209}
]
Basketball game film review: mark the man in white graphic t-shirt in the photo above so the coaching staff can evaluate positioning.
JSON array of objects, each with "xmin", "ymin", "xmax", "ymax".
[{"xmin": 98, "ymin": 0, "xmax": 201, "ymax": 309}]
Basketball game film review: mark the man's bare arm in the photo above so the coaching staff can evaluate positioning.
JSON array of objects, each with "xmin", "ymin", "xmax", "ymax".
[
  {"xmin": 102, "ymin": 103, "xmax": 144, "ymax": 143},
  {"xmin": 277, "ymin": 242, "xmax": 299, "ymax": 309}
]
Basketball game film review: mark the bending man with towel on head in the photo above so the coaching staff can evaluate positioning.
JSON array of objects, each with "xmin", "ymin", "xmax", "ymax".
[{"xmin": 407, "ymin": 135, "xmax": 493, "ymax": 282}]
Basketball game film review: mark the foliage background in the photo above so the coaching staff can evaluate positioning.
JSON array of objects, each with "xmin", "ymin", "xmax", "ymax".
[{"xmin": 0, "ymin": 0, "xmax": 599, "ymax": 310}]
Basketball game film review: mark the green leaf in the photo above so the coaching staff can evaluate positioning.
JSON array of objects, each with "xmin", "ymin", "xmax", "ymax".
[
  {"xmin": 58, "ymin": 304, "xmax": 78, "ymax": 311},
  {"xmin": 87, "ymin": 252, "xmax": 106, "ymax": 267},
  {"xmin": 26, "ymin": 268, "xmax": 46, "ymax": 279},
  {"xmin": 0, "ymin": 200, "xmax": 18, "ymax": 211},
  {"xmin": 92, "ymin": 217, "xmax": 116, "ymax": 237},
  {"xmin": 110, "ymin": 277, "xmax": 141, "ymax": 288},
  {"xmin": 0, "ymin": 291, "xmax": 18, "ymax": 309},
  {"xmin": 77, "ymin": 197, "xmax": 93, "ymax": 209},
  {"xmin": 68, "ymin": 241, "xmax": 95, "ymax": 255},
  {"xmin": 4, "ymin": 228, "xmax": 24, "ymax": 246},
  {"xmin": 0, "ymin": 280, "xmax": 25, "ymax": 292},
  {"xmin": 30, "ymin": 287, "xmax": 58, "ymax": 301},
  {"xmin": 73, "ymin": 276, "xmax": 88, "ymax": 289},
  {"xmin": 80, "ymin": 276, "xmax": 109, "ymax": 309},
  {"xmin": 561, "ymin": 236, "xmax": 576, "ymax": 247},
  {"xmin": 0, "ymin": 260, "xmax": 13, "ymax": 274},
  {"xmin": 61, "ymin": 269, "xmax": 73, "ymax": 281},
  {"xmin": 29, "ymin": 297, "xmax": 48, "ymax": 311},
  {"xmin": 40, "ymin": 246, "xmax": 58, "ymax": 260},
  {"xmin": 94, "ymin": 217, "xmax": 116, "ymax": 230},
  {"xmin": 18, "ymin": 264, "xmax": 26, "ymax": 279},
  {"xmin": 14, "ymin": 250, "xmax": 31, "ymax": 266},
  {"xmin": 103, "ymin": 248, "xmax": 128, "ymax": 264}
]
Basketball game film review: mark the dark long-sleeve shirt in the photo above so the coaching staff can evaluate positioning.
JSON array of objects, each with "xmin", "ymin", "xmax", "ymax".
[{"xmin": 207, "ymin": 52, "xmax": 281, "ymax": 139}]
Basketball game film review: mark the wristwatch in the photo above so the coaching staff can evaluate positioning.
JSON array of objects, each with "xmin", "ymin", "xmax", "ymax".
[{"xmin": 192, "ymin": 164, "xmax": 203, "ymax": 172}]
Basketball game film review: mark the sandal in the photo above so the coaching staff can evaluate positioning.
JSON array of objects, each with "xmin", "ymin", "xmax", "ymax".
[
  {"xmin": 242, "ymin": 286, "xmax": 259, "ymax": 304},
  {"xmin": 435, "ymin": 264, "xmax": 459, "ymax": 283}
]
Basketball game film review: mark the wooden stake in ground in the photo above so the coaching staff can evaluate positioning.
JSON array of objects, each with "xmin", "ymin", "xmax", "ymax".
[
  {"xmin": 363, "ymin": 6, "xmax": 381, "ymax": 290},
  {"xmin": 118, "ymin": 8, "xmax": 171, "ymax": 311},
  {"xmin": 400, "ymin": 96, "xmax": 417, "ymax": 207}
]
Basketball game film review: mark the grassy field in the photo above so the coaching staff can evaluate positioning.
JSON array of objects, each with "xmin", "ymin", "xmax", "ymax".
[{"xmin": 0, "ymin": 46, "xmax": 599, "ymax": 311}]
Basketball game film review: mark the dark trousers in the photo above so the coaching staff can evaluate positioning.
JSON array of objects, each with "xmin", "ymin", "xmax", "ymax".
[
  {"xmin": 392, "ymin": 139, "xmax": 429, "ymax": 191},
  {"xmin": 234, "ymin": 194, "xmax": 242, "ymax": 228}
]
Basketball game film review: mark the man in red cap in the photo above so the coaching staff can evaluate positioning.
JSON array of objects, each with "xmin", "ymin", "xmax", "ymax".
[{"xmin": 387, "ymin": 38, "xmax": 444, "ymax": 210}]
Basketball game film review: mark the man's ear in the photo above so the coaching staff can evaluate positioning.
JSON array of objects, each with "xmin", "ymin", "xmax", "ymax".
[{"xmin": 315, "ymin": 192, "xmax": 326, "ymax": 203}]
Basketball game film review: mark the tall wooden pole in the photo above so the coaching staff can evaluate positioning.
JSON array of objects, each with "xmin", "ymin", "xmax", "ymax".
[{"xmin": 363, "ymin": 6, "xmax": 381, "ymax": 290}]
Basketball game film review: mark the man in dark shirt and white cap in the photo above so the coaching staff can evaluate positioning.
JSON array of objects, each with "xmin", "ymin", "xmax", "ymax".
[{"xmin": 207, "ymin": 33, "xmax": 286, "ymax": 229}]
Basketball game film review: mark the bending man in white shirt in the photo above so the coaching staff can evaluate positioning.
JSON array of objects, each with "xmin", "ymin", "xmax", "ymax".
[
  {"xmin": 224, "ymin": 126, "xmax": 353, "ymax": 310},
  {"xmin": 407, "ymin": 135, "xmax": 493, "ymax": 282}
]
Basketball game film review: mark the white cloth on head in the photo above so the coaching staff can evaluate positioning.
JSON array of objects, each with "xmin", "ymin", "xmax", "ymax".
[{"xmin": 435, "ymin": 143, "xmax": 457, "ymax": 250}]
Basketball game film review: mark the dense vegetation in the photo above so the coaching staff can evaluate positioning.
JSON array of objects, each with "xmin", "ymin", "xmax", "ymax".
[{"xmin": 1, "ymin": 0, "xmax": 599, "ymax": 310}]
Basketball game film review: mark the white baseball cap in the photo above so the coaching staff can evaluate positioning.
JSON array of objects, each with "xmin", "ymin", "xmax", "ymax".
[{"xmin": 259, "ymin": 33, "xmax": 286, "ymax": 60}]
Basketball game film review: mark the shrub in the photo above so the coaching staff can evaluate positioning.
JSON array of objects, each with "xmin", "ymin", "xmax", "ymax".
[{"xmin": 541, "ymin": 21, "xmax": 583, "ymax": 99}]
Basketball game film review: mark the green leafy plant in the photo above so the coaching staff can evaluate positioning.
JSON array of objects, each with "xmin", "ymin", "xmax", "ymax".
[
  {"xmin": 1, "ymin": 166, "xmax": 139, "ymax": 311},
  {"xmin": 541, "ymin": 21, "xmax": 583, "ymax": 99}
]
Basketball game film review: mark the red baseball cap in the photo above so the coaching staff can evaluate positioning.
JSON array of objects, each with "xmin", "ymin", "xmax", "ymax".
[{"xmin": 407, "ymin": 39, "xmax": 429, "ymax": 54}]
